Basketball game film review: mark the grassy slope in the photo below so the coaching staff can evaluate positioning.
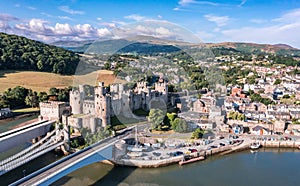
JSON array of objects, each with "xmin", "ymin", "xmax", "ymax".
[{"xmin": 0, "ymin": 70, "xmax": 123, "ymax": 93}]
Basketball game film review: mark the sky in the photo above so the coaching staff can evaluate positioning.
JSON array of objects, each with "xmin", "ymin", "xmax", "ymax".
[{"xmin": 1, "ymin": 0, "xmax": 300, "ymax": 48}]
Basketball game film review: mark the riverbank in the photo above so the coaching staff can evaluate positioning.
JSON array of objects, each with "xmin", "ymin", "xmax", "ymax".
[{"xmin": 112, "ymin": 135, "xmax": 300, "ymax": 168}]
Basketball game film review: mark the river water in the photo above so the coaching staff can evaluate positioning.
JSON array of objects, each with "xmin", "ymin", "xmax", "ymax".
[
  {"xmin": 0, "ymin": 115, "xmax": 37, "ymax": 133},
  {"xmin": 51, "ymin": 148, "xmax": 300, "ymax": 186}
]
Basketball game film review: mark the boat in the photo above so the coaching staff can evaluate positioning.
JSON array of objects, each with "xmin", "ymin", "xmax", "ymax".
[
  {"xmin": 250, "ymin": 149, "xmax": 258, "ymax": 154},
  {"xmin": 179, "ymin": 156, "xmax": 205, "ymax": 165},
  {"xmin": 250, "ymin": 142, "xmax": 261, "ymax": 150}
]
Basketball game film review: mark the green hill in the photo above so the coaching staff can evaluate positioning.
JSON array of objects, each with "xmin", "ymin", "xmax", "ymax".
[{"xmin": 0, "ymin": 32, "xmax": 80, "ymax": 75}]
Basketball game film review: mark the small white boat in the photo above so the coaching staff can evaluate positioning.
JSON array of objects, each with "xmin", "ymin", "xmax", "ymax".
[
  {"xmin": 250, "ymin": 149, "xmax": 258, "ymax": 154},
  {"xmin": 250, "ymin": 142, "xmax": 261, "ymax": 150}
]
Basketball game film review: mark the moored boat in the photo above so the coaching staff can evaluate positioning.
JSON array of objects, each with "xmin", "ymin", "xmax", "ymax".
[{"xmin": 250, "ymin": 142, "xmax": 261, "ymax": 150}]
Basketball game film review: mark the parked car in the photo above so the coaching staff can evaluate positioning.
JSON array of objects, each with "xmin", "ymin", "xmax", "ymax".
[
  {"xmin": 210, "ymin": 145, "xmax": 218, "ymax": 149},
  {"xmin": 171, "ymin": 151, "xmax": 184, "ymax": 156},
  {"xmin": 188, "ymin": 149, "xmax": 198, "ymax": 153},
  {"xmin": 219, "ymin": 143, "xmax": 225, "ymax": 146}
]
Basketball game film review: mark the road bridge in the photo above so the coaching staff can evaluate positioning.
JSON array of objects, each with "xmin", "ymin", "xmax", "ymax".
[
  {"xmin": 0, "ymin": 128, "xmax": 66, "ymax": 176},
  {"xmin": 11, "ymin": 126, "xmax": 134, "ymax": 186},
  {"xmin": 0, "ymin": 120, "xmax": 55, "ymax": 152}
]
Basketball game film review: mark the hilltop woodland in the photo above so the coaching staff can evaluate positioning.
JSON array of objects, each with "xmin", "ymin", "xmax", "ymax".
[{"xmin": 0, "ymin": 33, "xmax": 80, "ymax": 75}]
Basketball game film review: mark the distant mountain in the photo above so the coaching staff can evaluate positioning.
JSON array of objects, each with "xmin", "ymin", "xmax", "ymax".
[
  {"xmin": 55, "ymin": 36, "xmax": 185, "ymax": 54},
  {"xmin": 51, "ymin": 40, "xmax": 94, "ymax": 47},
  {"xmin": 207, "ymin": 42, "xmax": 300, "ymax": 56},
  {"xmin": 0, "ymin": 32, "xmax": 80, "ymax": 75},
  {"xmin": 50, "ymin": 36, "xmax": 300, "ymax": 57}
]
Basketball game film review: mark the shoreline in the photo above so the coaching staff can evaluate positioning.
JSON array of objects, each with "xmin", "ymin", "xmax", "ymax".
[{"xmin": 111, "ymin": 139, "xmax": 300, "ymax": 168}]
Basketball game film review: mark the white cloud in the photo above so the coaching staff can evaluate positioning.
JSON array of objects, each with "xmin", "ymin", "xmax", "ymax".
[
  {"xmin": 97, "ymin": 17, "xmax": 102, "ymax": 21},
  {"xmin": 157, "ymin": 15, "xmax": 163, "ymax": 19},
  {"xmin": 57, "ymin": 16, "xmax": 74, "ymax": 21},
  {"xmin": 221, "ymin": 23, "xmax": 300, "ymax": 48},
  {"xmin": 250, "ymin": 19, "xmax": 267, "ymax": 24},
  {"xmin": 0, "ymin": 14, "xmax": 19, "ymax": 21},
  {"xmin": 197, "ymin": 30, "xmax": 215, "ymax": 41},
  {"xmin": 27, "ymin": 6, "xmax": 36, "ymax": 10},
  {"xmin": 238, "ymin": 0, "xmax": 247, "ymax": 7},
  {"xmin": 41, "ymin": 12, "xmax": 53, "ymax": 18},
  {"xmin": 155, "ymin": 27, "xmax": 172, "ymax": 37},
  {"xmin": 15, "ymin": 19, "xmax": 53, "ymax": 35},
  {"xmin": 0, "ymin": 14, "xmax": 19, "ymax": 31},
  {"xmin": 179, "ymin": 0, "xmax": 195, "ymax": 6},
  {"xmin": 54, "ymin": 23, "xmax": 73, "ymax": 35},
  {"xmin": 219, "ymin": 8, "xmax": 300, "ymax": 48},
  {"xmin": 124, "ymin": 14, "xmax": 146, "ymax": 21},
  {"xmin": 179, "ymin": 0, "xmax": 220, "ymax": 6},
  {"xmin": 204, "ymin": 14, "xmax": 229, "ymax": 27},
  {"xmin": 97, "ymin": 28, "xmax": 111, "ymax": 37},
  {"xmin": 58, "ymin": 6, "xmax": 85, "ymax": 15},
  {"xmin": 14, "ymin": 18, "xmax": 112, "ymax": 42},
  {"xmin": 272, "ymin": 8, "xmax": 300, "ymax": 23}
]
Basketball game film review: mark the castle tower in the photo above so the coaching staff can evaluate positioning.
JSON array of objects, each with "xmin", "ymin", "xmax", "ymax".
[
  {"xmin": 136, "ymin": 82, "xmax": 147, "ymax": 94},
  {"xmin": 95, "ymin": 82, "xmax": 110, "ymax": 127},
  {"xmin": 69, "ymin": 85, "xmax": 85, "ymax": 114},
  {"xmin": 154, "ymin": 78, "xmax": 168, "ymax": 102}
]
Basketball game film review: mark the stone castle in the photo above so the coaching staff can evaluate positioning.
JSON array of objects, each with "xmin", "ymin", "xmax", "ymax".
[{"xmin": 39, "ymin": 78, "xmax": 168, "ymax": 133}]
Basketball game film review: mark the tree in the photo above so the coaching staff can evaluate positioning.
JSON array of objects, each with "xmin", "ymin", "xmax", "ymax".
[
  {"xmin": 49, "ymin": 87, "xmax": 58, "ymax": 95},
  {"xmin": 104, "ymin": 62, "xmax": 111, "ymax": 70},
  {"xmin": 282, "ymin": 94, "xmax": 290, "ymax": 99},
  {"xmin": 191, "ymin": 128, "xmax": 205, "ymax": 139},
  {"xmin": 25, "ymin": 91, "xmax": 38, "ymax": 107},
  {"xmin": 172, "ymin": 118, "xmax": 188, "ymax": 133},
  {"xmin": 164, "ymin": 112, "xmax": 176, "ymax": 126},
  {"xmin": 274, "ymin": 79, "xmax": 282, "ymax": 85},
  {"xmin": 38, "ymin": 91, "xmax": 48, "ymax": 102},
  {"xmin": 148, "ymin": 109, "xmax": 165, "ymax": 130}
]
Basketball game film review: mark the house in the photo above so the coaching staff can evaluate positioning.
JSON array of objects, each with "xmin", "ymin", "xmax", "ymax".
[
  {"xmin": 219, "ymin": 124, "xmax": 230, "ymax": 133},
  {"xmin": 275, "ymin": 111, "xmax": 291, "ymax": 120},
  {"xmin": 290, "ymin": 110, "xmax": 300, "ymax": 119},
  {"xmin": 231, "ymin": 86, "xmax": 246, "ymax": 98},
  {"xmin": 197, "ymin": 119, "xmax": 214, "ymax": 130},
  {"xmin": 192, "ymin": 99, "xmax": 208, "ymax": 113},
  {"xmin": 251, "ymin": 125, "xmax": 271, "ymax": 135}
]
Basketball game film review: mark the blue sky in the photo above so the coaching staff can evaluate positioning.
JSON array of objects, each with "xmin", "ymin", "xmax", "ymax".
[{"xmin": 1, "ymin": 0, "xmax": 300, "ymax": 48}]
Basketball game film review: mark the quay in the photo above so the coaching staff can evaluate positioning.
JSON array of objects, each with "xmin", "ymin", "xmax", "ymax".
[{"xmin": 113, "ymin": 135, "xmax": 300, "ymax": 168}]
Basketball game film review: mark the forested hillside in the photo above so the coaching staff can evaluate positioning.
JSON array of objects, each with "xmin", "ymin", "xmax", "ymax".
[{"xmin": 0, "ymin": 33, "xmax": 80, "ymax": 75}]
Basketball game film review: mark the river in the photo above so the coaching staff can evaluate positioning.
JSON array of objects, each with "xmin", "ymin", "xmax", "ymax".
[
  {"xmin": 51, "ymin": 148, "xmax": 300, "ymax": 186},
  {"xmin": 0, "ymin": 115, "xmax": 37, "ymax": 133}
]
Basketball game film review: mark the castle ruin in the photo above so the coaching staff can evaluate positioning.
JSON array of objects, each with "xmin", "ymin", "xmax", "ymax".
[{"xmin": 66, "ymin": 78, "xmax": 168, "ymax": 132}]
